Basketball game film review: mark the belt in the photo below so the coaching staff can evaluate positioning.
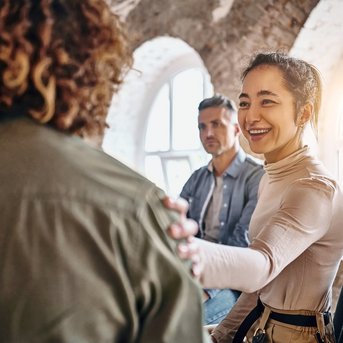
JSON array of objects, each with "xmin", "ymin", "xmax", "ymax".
[
  {"xmin": 232, "ymin": 299, "xmax": 330, "ymax": 343},
  {"xmin": 270, "ymin": 310, "xmax": 330, "ymax": 327}
]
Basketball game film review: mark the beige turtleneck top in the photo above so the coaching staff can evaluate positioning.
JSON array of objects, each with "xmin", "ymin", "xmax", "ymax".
[{"xmin": 199, "ymin": 147, "xmax": 343, "ymax": 327}]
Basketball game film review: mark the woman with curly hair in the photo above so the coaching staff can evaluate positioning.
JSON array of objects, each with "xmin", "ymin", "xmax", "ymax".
[
  {"xmin": 0, "ymin": 0, "xmax": 130, "ymax": 137},
  {"xmin": 0, "ymin": 1, "xmax": 209, "ymax": 342}
]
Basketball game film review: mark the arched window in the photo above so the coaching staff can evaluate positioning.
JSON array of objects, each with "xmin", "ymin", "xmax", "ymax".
[
  {"xmin": 144, "ymin": 68, "xmax": 212, "ymax": 198},
  {"xmin": 103, "ymin": 37, "xmax": 213, "ymax": 197}
]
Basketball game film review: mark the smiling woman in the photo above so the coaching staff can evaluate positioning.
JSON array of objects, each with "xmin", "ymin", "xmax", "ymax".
[
  {"xmin": 188, "ymin": 52, "xmax": 343, "ymax": 343},
  {"xmin": 238, "ymin": 57, "xmax": 319, "ymax": 163}
]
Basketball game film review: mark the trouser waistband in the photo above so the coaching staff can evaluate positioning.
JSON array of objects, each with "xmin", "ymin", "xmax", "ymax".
[
  {"xmin": 232, "ymin": 299, "xmax": 331, "ymax": 343},
  {"xmin": 269, "ymin": 308, "xmax": 330, "ymax": 327}
]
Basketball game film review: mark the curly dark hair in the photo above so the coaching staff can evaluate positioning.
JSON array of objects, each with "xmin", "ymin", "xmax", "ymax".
[{"xmin": 0, "ymin": 0, "xmax": 132, "ymax": 138}]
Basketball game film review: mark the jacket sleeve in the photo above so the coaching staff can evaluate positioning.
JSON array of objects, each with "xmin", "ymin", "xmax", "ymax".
[
  {"xmin": 180, "ymin": 173, "xmax": 195, "ymax": 203},
  {"xmin": 134, "ymin": 187, "xmax": 210, "ymax": 343},
  {"xmin": 180, "ymin": 172, "xmax": 200, "ymax": 223},
  {"xmin": 226, "ymin": 166, "xmax": 264, "ymax": 247}
]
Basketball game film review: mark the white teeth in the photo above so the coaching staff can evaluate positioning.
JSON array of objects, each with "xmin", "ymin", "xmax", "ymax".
[{"xmin": 249, "ymin": 129, "xmax": 270, "ymax": 134}]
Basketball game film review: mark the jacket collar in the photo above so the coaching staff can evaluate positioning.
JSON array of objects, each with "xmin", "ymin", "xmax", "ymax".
[{"xmin": 207, "ymin": 148, "xmax": 246, "ymax": 178}]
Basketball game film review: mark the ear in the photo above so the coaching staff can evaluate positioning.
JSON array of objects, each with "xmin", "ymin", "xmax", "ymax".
[
  {"xmin": 234, "ymin": 123, "xmax": 241, "ymax": 136},
  {"xmin": 297, "ymin": 102, "xmax": 313, "ymax": 127}
]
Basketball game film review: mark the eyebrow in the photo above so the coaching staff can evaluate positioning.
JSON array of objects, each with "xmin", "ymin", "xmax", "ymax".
[
  {"xmin": 198, "ymin": 119, "xmax": 220, "ymax": 125},
  {"xmin": 239, "ymin": 90, "xmax": 279, "ymax": 99}
]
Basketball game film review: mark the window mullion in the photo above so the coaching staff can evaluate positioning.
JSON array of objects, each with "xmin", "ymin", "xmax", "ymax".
[{"xmin": 160, "ymin": 157, "xmax": 169, "ymax": 195}]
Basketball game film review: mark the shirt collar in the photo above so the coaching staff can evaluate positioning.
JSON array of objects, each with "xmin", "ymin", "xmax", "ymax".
[{"xmin": 207, "ymin": 148, "xmax": 246, "ymax": 178}]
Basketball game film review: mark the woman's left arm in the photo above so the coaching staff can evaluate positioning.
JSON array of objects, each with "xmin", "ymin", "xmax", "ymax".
[
  {"xmin": 164, "ymin": 178, "xmax": 337, "ymax": 292},
  {"xmin": 198, "ymin": 177, "xmax": 337, "ymax": 292}
]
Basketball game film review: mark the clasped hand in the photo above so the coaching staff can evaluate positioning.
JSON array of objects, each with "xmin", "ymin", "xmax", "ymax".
[{"xmin": 163, "ymin": 196, "xmax": 203, "ymax": 279}]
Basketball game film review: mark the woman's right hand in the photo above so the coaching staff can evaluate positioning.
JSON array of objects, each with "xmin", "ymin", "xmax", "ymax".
[{"xmin": 163, "ymin": 196, "xmax": 203, "ymax": 279}]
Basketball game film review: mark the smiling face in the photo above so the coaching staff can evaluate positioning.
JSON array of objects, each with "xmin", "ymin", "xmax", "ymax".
[
  {"xmin": 198, "ymin": 106, "xmax": 240, "ymax": 158},
  {"xmin": 238, "ymin": 65, "xmax": 305, "ymax": 163}
]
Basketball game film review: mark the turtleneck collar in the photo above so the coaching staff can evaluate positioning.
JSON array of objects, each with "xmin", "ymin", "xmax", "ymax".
[{"xmin": 264, "ymin": 146, "xmax": 317, "ymax": 180}]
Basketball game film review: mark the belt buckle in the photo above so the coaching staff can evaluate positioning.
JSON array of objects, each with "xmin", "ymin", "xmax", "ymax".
[{"xmin": 252, "ymin": 328, "xmax": 266, "ymax": 343}]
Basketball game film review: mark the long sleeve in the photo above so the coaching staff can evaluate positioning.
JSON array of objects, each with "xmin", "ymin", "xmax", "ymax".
[
  {"xmin": 199, "ymin": 178, "xmax": 336, "ymax": 294},
  {"xmin": 212, "ymin": 292, "xmax": 259, "ymax": 343},
  {"xmin": 198, "ymin": 238, "xmax": 268, "ymax": 292},
  {"xmin": 134, "ymin": 188, "xmax": 210, "ymax": 343}
]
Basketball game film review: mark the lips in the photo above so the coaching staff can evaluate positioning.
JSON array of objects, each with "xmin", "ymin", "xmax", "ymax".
[
  {"xmin": 205, "ymin": 139, "xmax": 218, "ymax": 145},
  {"xmin": 246, "ymin": 128, "xmax": 271, "ymax": 142},
  {"xmin": 248, "ymin": 128, "xmax": 271, "ymax": 135}
]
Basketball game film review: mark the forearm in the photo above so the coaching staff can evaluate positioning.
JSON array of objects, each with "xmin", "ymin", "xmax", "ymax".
[{"xmin": 197, "ymin": 238, "xmax": 270, "ymax": 293}]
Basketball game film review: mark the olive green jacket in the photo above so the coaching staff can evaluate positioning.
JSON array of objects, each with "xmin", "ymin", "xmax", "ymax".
[{"xmin": 0, "ymin": 115, "xmax": 209, "ymax": 343}]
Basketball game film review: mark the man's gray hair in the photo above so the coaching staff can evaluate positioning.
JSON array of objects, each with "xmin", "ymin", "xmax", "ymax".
[{"xmin": 198, "ymin": 94, "xmax": 238, "ymax": 124}]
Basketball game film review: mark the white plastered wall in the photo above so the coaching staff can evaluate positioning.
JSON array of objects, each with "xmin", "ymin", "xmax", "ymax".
[{"xmin": 290, "ymin": 0, "xmax": 343, "ymax": 180}]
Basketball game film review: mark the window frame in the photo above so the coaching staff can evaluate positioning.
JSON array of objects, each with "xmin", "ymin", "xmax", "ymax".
[{"xmin": 144, "ymin": 68, "xmax": 212, "ymax": 196}]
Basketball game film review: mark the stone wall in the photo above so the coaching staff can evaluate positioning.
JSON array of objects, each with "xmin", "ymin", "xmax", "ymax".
[{"xmin": 111, "ymin": 0, "xmax": 319, "ymax": 98}]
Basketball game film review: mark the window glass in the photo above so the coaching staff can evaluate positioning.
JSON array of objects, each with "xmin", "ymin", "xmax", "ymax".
[
  {"xmin": 145, "ymin": 155, "xmax": 166, "ymax": 191},
  {"xmin": 145, "ymin": 84, "xmax": 170, "ymax": 152},
  {"xmin": 172, "ymin": 69, "xmax": 203, "ymax": 150},
  {"xmin": 144, "ymin": 68, "xmax": 212, "ymax": 195},
  {"xmin": 190, "ymin": 151, "xmax": 211, "ymax": 170},
  {"xmin": 164, "ymin": 158, "xmax": 192, "ymax": 198}
]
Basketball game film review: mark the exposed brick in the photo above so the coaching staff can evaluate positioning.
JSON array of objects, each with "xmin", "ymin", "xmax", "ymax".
[{"xmin": 113, "ymin": 0, "xmax": 318, "ymax": 99}]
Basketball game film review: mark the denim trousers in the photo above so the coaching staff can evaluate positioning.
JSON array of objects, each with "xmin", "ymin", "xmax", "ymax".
[{"xmin": 203, "ymin": 289, "xmax": 240, "ymax": 325}]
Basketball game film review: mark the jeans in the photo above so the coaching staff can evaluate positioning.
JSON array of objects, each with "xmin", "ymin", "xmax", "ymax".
[{"xmin": 203, "ymin": 289, "xmax": 240, "ymax": 325}]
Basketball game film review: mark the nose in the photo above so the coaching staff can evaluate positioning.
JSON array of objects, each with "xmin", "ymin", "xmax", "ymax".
[
  {"xmin": 203, "ymin": 126, "xmax": 214, "ymax": 138},
  {"xmin": 244, "ymin": 103, "xmax": 261, "ymax": 126},
  {"xmin": 206, "ymin": 127, "xmax": 213, "ymax": 136}
]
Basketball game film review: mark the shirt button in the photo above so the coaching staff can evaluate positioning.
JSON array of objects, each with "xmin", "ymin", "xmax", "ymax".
[
  {"xmin": 220, "ymin": 222, "xmax": 224, "ymax": 226},
  {"xmin": 223, "ymin": 184, "xmax": 227, "ymax": 189},
  {"xmin": 223, "ymin": 203, "xmax": 228, "ymax": 207}
]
